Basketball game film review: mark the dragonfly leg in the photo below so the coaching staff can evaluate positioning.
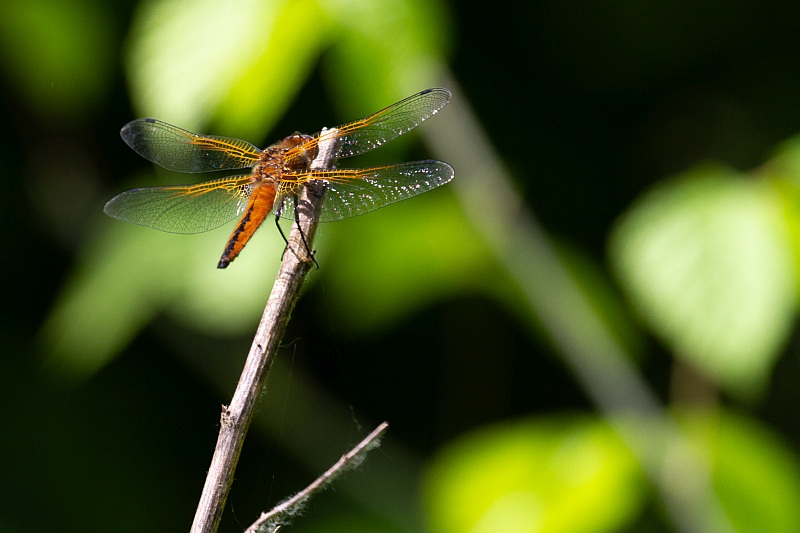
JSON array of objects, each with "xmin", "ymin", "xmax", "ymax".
[
  {"xmin": 292, "ymin": 194, "xmax": 319, "ymax": 269},
  {"xmin": 274, "ymin": 197, "xmax": 319, "ymax": 268},
  {"xmin": 274, "ymin": 213, "xmax": 290, "ymax": 261}
]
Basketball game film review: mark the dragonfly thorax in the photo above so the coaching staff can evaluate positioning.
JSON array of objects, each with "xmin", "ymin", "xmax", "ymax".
[{"xmin": 251, "ymin": 132, "xmax": 316, "ymax": 184}]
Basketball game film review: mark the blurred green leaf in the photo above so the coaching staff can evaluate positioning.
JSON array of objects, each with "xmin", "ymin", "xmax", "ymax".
[
  {"xmin": 0, "ymin": 0, "xmax": 114, "ymax": 115},
  {"xmin": 321, "ymin": 189, "xmax": 490, "ymax": 335},
  {"xmin": 41, "ymin": 222, "xmax": 183, "ymax": 380},
  {"xmin": 764, "ymin": 135, "xmax": 800, "ymax": 182},
  {"xmin": 126, "ymin": 0, "xmax": 325, "ymax": 132},
  {"xmin": 609, "ymin": 164, "xmax": 796, "ymax": 397},
  {"xmin": 40, "ymin": 204, "xmax": 285, "ymax": 381},
  {"xmin": 322, "ymin": 0, "xmax": 453, "ymax": 121},
  {"xmin": 676, "ymin": 409, "xmax": 800, "ymax": 533},
  {"xmin": 213, "ymin": 0, "xmax": 333, "ymax": 140},
  {"xmin": 125, "ymin": 0, "xmax": 452, "ymax": 136},
  {"xmin": 761, "ymin": 136, "xmax": 800, "ymax": 276},
  {"xmin": 423, "ymin": 416, "xmax": 645, "ymax": 533}
]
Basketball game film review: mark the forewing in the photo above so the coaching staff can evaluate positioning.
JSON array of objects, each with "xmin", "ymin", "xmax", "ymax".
[
  {"xmin": 275, "ymin": 160, "xmax": 454, "ymax": 222},
  {"xmin": 104, "ymin": 175, "xmax": 253, "ymax": 233},
  {"xmin": 285, "ymin": 88, "xmax": 451, "ymax": 166},
  {"xmin": 121, "ymin": 118, "xmax": 262, "ymax": 173}
]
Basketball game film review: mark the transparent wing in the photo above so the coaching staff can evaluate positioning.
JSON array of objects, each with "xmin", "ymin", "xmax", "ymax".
[
  {"xmin": 121, "ymin": 118, "xmax": 262, "ymax": 173},
  {"xmin": 285, "ymin": 88, "xmax": 451, "ymax": 166},
  {"xmin": 104, "ymin": 175, "xmax": 255, "ymax": 233},
  {"xmin": 275, "ymin": 160, "xmax": 454, "ymax": 222}
]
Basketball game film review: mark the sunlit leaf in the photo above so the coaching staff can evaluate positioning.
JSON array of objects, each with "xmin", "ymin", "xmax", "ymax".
[
  {"xmin": 126, "ymin": 0, "xmax": 322, "ymax": 132},
  {"xmin": 423, "ymin": 416, "xmax": 645, "ymax": 533},
  {"xmin": 609, "ymin": 164, "xmax": 796, "ymax": 397},
  {"xmin": 760, "ymin": 135, "xmax": 800, "ymax": 274},
  {"xmin": 213, "ymin": 0, "xmax": 333, "ymax": 140}
]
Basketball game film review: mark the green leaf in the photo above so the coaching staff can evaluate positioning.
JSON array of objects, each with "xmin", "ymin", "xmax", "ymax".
[
  {"xmin": 761, "ymin": 136, "xmax": 800, "ymax": 277},
  {"xmin": 609, "ymin": 164, "xmax": 797, "ymax": 397},
  {"xmin": 320, "ymin": 190, "xmax": 491, "ymax": 335},
  {"xmin": 40, "ymin": 222, "xmax": 184, "ymax": 381},
  {"xmin": 125, "ymin": 0, "xmax": 328, "ymax": 134},
  {"xmin": 764, "ymin": 135, "xmax": 800, "ymax": 182},
  {"xmin": 676, "ymin": 409, "xmax": 800, "ymax": 533},
  {"xmin": 321, "ymin": 0, "xmax": 453, "ymax": 122},
  {"xmin": 40, "ymin": 204, "xmax": 284, "ymax": 382},
  {"xmin": 213, "ymin": 0, "xmax": 333, "ymax": 140},
  {"xmin": 423, "ymin": 416, "xmax": 645, "ymax": 533}
]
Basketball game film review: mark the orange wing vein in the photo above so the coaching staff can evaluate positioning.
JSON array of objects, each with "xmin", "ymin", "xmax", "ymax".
[
  {"xmin": 273, "ymin": 160, "xmax": 454, "ymax": 222},
  {"xmin": 284, "ymin": 88, "xmax": 451, "ymax": 167},
  {"xmin": 121, "ymin": 118, "xmax": 262, "ymax": 173},
  {"xmin": 103, "ymin": 175, "xmax": 254, "ymax": 233}
]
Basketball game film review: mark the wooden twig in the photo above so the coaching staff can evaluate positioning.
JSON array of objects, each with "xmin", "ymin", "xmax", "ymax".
[
  {"xmin": 244, "ymin": 421, "xmax": 389, "ymax": 533},
  {"xmin": 190, "ymin": 130, "xmax": 337, "ymax": 533}
]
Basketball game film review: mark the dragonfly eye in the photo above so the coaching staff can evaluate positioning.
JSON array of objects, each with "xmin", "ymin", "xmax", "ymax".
[{"xmin": 283, "ymin": 133, "xmax": 317, "ymax": 170}]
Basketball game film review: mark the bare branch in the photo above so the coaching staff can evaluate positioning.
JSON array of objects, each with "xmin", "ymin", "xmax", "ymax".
[
  {"xmin": 190, "ymin": 129, "xmax": 338, "ymax": 533},
  {"xmin": 244, "ymin": 422, "xmax": 390, "ymax": 533}
]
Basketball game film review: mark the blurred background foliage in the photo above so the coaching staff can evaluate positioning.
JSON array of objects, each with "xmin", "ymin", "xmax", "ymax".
[{"xmin": 5, "ymin": 0, "xmax": 800, "ymax": 531}]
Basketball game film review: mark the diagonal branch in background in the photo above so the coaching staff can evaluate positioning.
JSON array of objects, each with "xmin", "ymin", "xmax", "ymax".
[
  {"xmin": 190, "ymin": 129, "xmax": 339, "ymax": 533},
  {"xmin": 422, "ymin": 75, "xmax": 734, "ymax": 533},
  {"xmin": 244, "ymin": 422, "xmax": 389, "ymax": 533}
]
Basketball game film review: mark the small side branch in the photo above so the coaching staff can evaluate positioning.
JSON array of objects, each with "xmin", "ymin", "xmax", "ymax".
[{"xmin": 244, "ymin": 422, "xmax": 389, "ymax": 533}]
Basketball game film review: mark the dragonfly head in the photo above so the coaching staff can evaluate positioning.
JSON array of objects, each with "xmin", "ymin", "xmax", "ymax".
[{"xmin": 281, "ymin": 133, "xmax": 317, "ymax": 171}]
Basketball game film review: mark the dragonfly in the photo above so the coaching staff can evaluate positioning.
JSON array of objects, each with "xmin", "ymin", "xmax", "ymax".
[{"xmin": 104, "ymin": 88, "xmax": 454, "ymax": 268}]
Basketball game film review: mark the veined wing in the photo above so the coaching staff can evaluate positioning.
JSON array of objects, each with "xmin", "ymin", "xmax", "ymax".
[
  {"xmin": 285, "ymin": 88, "xmax": 451, "ymax": 166},
  {"xmin": 121, "ymin": 118, "xmax": 262, "ymax": 173},
  {"xmin": 274, "ymin": 160, "xmax": 454, "ymax": 222},
  {"xmin": 103, "ymin": 175, "xmax": 254, "ymax": 233}
]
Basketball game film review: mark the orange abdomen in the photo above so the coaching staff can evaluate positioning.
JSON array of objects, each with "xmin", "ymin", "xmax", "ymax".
[{"xmin": 217, "ymin": 184, "xmax": 277, "ymax": 268}]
